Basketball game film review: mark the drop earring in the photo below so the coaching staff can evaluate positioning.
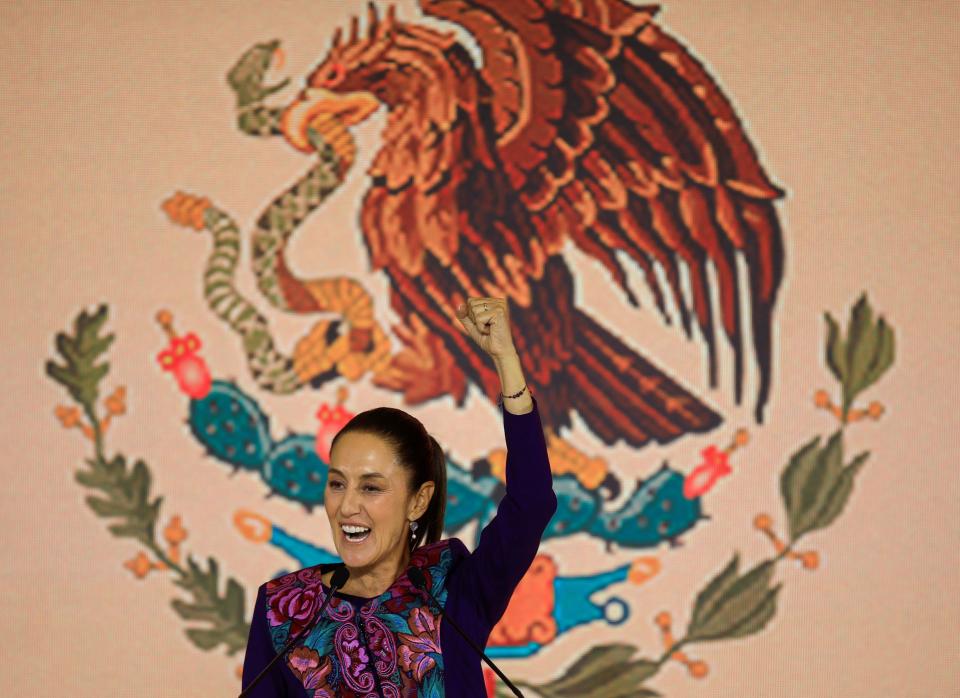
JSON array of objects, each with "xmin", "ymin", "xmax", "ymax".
[{"xmin": 410, "ymin": 520, "xmax": 418, "ymax": 537}]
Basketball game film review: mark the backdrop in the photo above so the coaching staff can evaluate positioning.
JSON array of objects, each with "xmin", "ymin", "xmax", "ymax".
[{"xmin": 4, "ymin": 1, "xmax": 958, "ymax": 696}]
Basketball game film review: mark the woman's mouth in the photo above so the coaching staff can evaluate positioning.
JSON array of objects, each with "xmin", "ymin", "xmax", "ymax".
[{"xmin": 341, "ymin": 524, "xmax": 371, "ymax": 543}]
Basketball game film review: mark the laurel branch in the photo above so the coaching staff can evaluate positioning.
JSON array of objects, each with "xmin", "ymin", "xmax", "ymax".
[
  {"xmin": 46, "ymin": 304, "xmax": 248, "ymax": 656},
  {"xmin": 499, "ymin": 293, "xmax": 895, "ymax": 697}
]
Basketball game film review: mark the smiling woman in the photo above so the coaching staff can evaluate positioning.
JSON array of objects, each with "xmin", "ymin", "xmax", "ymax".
[
  {"xmin": 322, "ymin": 407, "xmax": 446, "ymax": 588},
  {"xmin": 240, "ymin": 296, "xmax": 557, "ymax": 697}
]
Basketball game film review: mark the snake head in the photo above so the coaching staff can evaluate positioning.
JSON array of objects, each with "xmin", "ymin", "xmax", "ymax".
[{"xmin": 226, "ymin": 39, "xmax": 290, "ymax": 107}]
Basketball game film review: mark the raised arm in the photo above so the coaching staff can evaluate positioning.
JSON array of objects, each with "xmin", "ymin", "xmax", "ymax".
[{"xmin": 452, "ymin": 298, "xmax": 558, "ymax": 626}]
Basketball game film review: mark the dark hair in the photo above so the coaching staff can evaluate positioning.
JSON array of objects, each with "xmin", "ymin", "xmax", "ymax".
[{"xmin": 328, "ymin": 406, "xmax": 446, "ymax": 551}]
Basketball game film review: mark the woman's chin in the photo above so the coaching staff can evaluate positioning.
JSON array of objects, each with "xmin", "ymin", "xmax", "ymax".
[{"xmin": 336, "ymin": 534, "xmax": 376, "ymax": 566}]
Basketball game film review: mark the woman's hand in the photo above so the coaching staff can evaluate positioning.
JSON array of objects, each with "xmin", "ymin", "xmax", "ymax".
[
  {"xmin": 455, "ymin": 297, "xmax": 532, "ymax": 413},
  {"xmin": 455, "ymin": 297, "xmax": 518, "ymax": 360}
]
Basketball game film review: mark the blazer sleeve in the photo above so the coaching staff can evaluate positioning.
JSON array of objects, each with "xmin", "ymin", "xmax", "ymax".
[
  {"xmin": 450, "ymin": 396, "xmax": 558, "ymax": 628},
  {"xmin": 240, "ymin": 584, "xmax": 289, "ymax": 697}
]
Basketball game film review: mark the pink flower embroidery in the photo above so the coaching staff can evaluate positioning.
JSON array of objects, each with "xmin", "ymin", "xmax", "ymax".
[
  {"xmin": 397, "ymin": 606, "xmax": 441, "ymax": 682},
  {"xmin": 286, "ymin": 646, "xmax": 334, "ymax": 695},
  {"xmin": 267, "ymin": 583, "xmax": 325, "ymax": 636},
  {"xmin": 265, "ymin": 571, "xmax": 298, "ymax": 593}
]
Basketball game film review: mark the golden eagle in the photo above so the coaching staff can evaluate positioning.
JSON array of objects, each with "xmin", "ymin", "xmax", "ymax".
[{"xmin": 282, "ymin": 0, "xmax": 785, "ymax": 449}]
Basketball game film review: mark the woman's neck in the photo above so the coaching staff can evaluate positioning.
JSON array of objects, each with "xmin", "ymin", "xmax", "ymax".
[{"xmin": 331, "ymin": 546, "xmax": 411, "ymax": 598}]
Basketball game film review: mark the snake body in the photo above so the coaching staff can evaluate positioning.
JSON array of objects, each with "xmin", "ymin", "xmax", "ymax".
[{"xmin": 161, "ymin": 40, "xmax": 390, "ymax": 393}]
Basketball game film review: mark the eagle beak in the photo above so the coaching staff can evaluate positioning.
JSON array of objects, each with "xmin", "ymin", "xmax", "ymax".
[{"xmin": 280, "ymin": 87, "xmax": 379, "ymax": 154}]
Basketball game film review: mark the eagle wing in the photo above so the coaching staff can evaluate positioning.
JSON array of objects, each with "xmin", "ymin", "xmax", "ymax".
[{"xmin": 419, "ymin": 0, "xmax": 785, "ymax": 420}]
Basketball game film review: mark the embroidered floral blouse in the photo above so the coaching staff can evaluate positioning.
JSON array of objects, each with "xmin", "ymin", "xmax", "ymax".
[{"xmin": 241, "ymin": 397, "xmax": 557, "ymax": 697}]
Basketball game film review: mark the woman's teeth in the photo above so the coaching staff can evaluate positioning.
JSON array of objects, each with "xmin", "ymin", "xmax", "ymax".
[{"xmin": 341, "ymin": 524, "xmax": 371, "ymax": 542}]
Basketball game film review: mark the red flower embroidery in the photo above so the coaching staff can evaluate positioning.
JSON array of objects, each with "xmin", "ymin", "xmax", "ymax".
[{"xmin": 684, "ymin": 445, "xmax": 733, "ymax": 499}]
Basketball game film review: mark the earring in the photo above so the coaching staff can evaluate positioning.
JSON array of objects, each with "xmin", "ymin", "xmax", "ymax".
[{"xmin": 410, "ymin": 520, "xmax": 418, "ymax": 534}]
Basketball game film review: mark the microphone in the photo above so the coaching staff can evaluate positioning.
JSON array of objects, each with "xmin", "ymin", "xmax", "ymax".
[
  {"xmin": 407, "ymin": 566, "xmax": 525, "ymax": 698},
  {"xmin": 239, "ymin": 566, "xmax": 350, "ymax": 698}
]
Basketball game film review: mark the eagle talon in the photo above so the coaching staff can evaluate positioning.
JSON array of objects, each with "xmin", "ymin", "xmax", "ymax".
[
  {"xmin": 348, "ymin": 327, "xmax": 374, "ymax": 353},
  {"xmin": 371, "ymin": 315, "xmax": 466, "ymax": 404}
]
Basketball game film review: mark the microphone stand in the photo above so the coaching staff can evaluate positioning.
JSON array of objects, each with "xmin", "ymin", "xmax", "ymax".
[
  {"xmin": 408, "ymin": 566, "xmax": 525, "ymax": 698},
  {"xmin": 239, "ymin": 566, "xmax": 350, "ymax": 698}
]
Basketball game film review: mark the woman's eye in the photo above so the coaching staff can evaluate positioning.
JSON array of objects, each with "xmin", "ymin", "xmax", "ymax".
[{"xmin": 326, "ymin": 481, "xmax": 380, "ymax": 492}]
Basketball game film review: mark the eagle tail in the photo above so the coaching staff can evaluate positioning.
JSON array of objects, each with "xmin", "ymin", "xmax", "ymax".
[{"xmin": 567, "ymin": 307, "xmax": 722, "ymax": 447}]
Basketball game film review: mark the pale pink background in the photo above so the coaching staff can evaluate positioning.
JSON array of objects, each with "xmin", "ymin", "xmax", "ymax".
[{"xmin": 2, "ymin": 1, "xmax": 958, "ymax": 696}]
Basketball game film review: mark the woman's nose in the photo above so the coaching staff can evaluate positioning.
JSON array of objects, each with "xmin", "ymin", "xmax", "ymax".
[{"xmin": 339, "ymin": 486, "xmax": 361, "ymax": 515}]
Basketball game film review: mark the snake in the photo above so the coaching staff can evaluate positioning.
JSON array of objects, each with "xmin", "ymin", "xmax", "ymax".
[{"xmin": 162, "ymin": 40, "xmax": 390, "ymax": 394}]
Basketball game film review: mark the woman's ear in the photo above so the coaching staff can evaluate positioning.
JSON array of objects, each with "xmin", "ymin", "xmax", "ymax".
[{"xmin": 410, "ymin": 481, "xmax": 435, "ymax": 520}]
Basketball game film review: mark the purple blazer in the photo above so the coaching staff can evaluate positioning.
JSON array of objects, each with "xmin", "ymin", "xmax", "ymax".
[{"xmin": 241, "ymin": 397, "xmax": 557, "ymax": 696}]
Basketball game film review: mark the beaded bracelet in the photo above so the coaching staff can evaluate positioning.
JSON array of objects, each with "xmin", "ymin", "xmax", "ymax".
[{"xmin": 497, "ymin": 384, "xmax": 528, "ymax": 405}]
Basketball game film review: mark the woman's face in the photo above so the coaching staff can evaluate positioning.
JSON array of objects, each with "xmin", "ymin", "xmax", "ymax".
[{"xmin": 326, "ymin": 431, "xmax": 433, "ymax": 571}]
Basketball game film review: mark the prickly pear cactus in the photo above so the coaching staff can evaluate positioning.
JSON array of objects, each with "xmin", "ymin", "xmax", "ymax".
[
  {"xmin": 188, "ymin": 380, "xmax": 272, "ymax": 470},
  {"xmin": 544, "ymin": 475, "xmax": 601, "ymax": 538},
  {"xmin": 590, "ymin": 463, "xmax": 704, "ymax": 548},
  {"xmin": 263, "ymin": 433, "xmax": 328, "ymax": 506}
]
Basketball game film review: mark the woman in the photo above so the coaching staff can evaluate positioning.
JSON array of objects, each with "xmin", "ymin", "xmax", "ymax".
[{"xmin": 241, "ymin": 297, "xmax": 558, "ymax": 697}]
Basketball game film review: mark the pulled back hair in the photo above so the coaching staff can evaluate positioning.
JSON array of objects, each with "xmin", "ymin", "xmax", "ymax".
[{"xmin": 328, "ymin": 407, "xmax": 446, "ymax": 552}]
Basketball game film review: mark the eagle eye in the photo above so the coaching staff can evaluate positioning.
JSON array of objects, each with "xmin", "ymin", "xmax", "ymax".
[{"xmin": 318, "ymin": 62, "xmax": 347, "ymax": 88}]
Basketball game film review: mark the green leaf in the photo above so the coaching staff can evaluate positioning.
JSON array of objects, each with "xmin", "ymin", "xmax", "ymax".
[
  {"xmin": 824, "ymin": 312, "xmax": 847, "ymax": 383},
  {"xmin": 185, "ymin": 627, "xmax": 225, "ymax": 651},
  {"xmin": 793, "ymin": 431, "xmax": 844, "ymax": 538},
  {"xmin": 780, "ymin": 437, "xmax": 821, "ymax": 540},
  {"xmin": 845, "ymin": 295, "xmax": 878, "ymax": 408},
  {"xmin": 594, "ymin": 659, "xmax": 659, "ymax": 697},
  {"xmin": 535, "ymin": 645, "xmax": 661, "ymax": 698},
  {"xmin": 86, "ymin": 495, "xmax": 132, "ymax": 517},
  {"xmin": 224, "ymin": 578, "xmax": 245, "ymax": 621},
  {"xmin": 75, "ymin": 469, "xmax": 113, "ymax": 488},
  {"xmin": 687, "ymin": 561, "xmax": 775, "ymax": 641},
  {"xmin": 811, "ymin": 452, "xmax": 870, "ymax": 531},
  {"xmin": 170, "ymin": 555, "xmax": 250, "ymax": 655},
  {"xmin": 104, "ymin": 455, "xmax": 126, "ymax": 477},
  {"xmin": 689, "ymin": 553, "xmax": 740, "ymax": 631},
  {"xmin": 206, "ymin": 557, "xmax": 221, "ymax": 592},
  {"xmin": 107, "ymin": 522, "xmax": 149, "ymax": 539},
  {"xmin": 129, "ymin": 460, "xmax": 151, "ymax": 506},
  {"xmin": 723, "ymin": 584, "xmax": 781, "ymax": 638},
  {"xmin": 171, "ymin": 599, "xmax": 221, "ymax": 622},
  {"xmin": 541, "ymin": 644, "xmax": 637, "ymax": 693},
  {"xmin": 45, "ymin": 305, "xmax": 114, "ymax": 407},
  {"xmin": 862, "ymin": 317, "xmax": 895, "ymax": 391}
]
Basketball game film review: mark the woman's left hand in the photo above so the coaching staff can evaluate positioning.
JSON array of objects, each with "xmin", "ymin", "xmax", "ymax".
[{"xmin": 455, "ymin": 297, "xmax": 518, "ymax": 360}]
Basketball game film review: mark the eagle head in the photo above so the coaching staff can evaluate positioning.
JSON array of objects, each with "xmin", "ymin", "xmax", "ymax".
[{"xmin": 281, "ymin": 3, "xmax": 402, "ymax": 154}]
